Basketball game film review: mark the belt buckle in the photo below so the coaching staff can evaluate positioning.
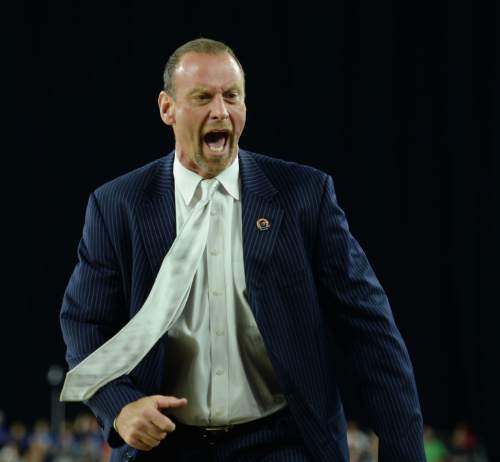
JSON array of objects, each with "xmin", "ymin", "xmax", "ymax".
[
  {"xmin": 201, "ymin": 425, "xmax": 235, "ymax": 446},
  {"xmin": 203, "ymin": 425, "xmax": 234, "ymax": 432}
]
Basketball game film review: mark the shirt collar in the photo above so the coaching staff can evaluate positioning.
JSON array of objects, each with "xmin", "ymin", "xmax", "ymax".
[{"xmin": 173, "ymin": 152, "xmax": 240, "ymax": 205}]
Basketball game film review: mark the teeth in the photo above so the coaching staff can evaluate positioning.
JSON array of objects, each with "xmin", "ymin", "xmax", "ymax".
[{"xmin": 204, "ymin": 132, "xmax": 227, "ymax": 152}]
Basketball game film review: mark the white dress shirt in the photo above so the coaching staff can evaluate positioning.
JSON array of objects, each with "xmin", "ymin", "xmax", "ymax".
[{"xmin": 163, "ymin": 153, "xmax": 287, "ymax": 426}]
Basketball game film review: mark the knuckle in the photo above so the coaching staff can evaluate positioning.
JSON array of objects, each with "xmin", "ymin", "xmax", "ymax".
[
  {"xmin": 131, "ymin": 416, "xmax": 141, "ymax": 428},
  {"xmin": 136, "ymin": 422, "xmax": 146, "ymax": 432},
  {"xmin": 158, "ymin": 421, "xmax": 169, "ymax": 432},
  {"xmin": 128, "ymin": 436, "xmax": 139, "ymax": 446},
  {"xmin": 164, "ymin": 419, "xmax": 175, "ymax": 432},
  {"xmin": 130, "ymin": 430, "xmax": 141, "ymax": 441},
  {"xmin": 157, "ymin": 417, "xmax": 169, "ymax": 430}
]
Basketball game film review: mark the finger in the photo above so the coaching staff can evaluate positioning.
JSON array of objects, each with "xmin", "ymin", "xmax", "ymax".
[
  {"xmin": 127, "ymin": 437, "xmax": 152, "ymax": 452},
  {"xmin": 150, "ymin": 412, "xmax": 176, "ymax": 433},
  {"xmin": 143, "ymin": 405, "xmax": 175, "ymax": 433},
  {"xmin": 140, "ymin": 417, "xmax": 170, "ymax": 439},
  {"xmin": 136, "ymin": 431, "xmax": 161, "ymax": 449},
  {"xmin": 132, "ymin": 420, "xmax": 166, "ymax": 444},
  {"xmin": 154, "ymin": 395, "xmax": 188, "ymax": 410},
  {"xmin": 143, "ymin": 426, "xmax": 167, "ymax": 442},
  {"xmin": 154, "ymin": 395, "xmax": 188, "ymax": 408}
]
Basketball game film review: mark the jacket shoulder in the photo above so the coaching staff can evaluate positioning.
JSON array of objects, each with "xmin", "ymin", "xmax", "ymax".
[{"xmin": 242, "ymin": 149, "xmax": 329, "ymax": 194}]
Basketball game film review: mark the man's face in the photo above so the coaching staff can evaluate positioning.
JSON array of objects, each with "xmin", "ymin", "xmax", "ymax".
[{"xmin": 159, "ymin": 52, "xmax": 246, "ymax": 178}]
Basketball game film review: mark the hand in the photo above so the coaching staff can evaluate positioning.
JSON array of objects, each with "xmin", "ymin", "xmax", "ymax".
[{"xmin": 114, "ymin": 395, "xmax": 188, "ymax": 451}]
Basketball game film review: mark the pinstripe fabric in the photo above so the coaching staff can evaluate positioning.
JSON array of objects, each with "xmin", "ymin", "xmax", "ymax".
[
  {"xmin": 60, "ymin": 149, "xmax": 425, "ymax": 462},
  {"xmin": 134, "ymin": 406, "xmax": 313, "ymax": 461}
]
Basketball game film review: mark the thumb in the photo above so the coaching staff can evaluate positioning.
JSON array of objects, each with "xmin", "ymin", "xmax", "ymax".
[{"xmin": 153, "ymin": 395, "xmax": 188, "ymax": 410}]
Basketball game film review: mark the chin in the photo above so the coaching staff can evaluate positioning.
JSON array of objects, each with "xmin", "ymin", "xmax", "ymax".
[
  {"xmin": 205, "ymin": 157, "xmax": 230, "ymax": 176},
  {"xmin": 199, "ymin": 148, "xmax": 236, "ymax": 175}
]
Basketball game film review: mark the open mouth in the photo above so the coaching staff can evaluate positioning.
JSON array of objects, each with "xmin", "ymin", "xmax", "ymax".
[{"xmin": 203, "ymin": 130, "xmax": 230, "ymax": 153}]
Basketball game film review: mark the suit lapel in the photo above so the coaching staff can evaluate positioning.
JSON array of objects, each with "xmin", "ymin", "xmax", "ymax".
[
  {"xmin": 136, "ymin": 150, "xmax": 283, "ymax": 298},
  {"xmin": 239, "ymin": 150, "xmax": 283, "ymax": 295},
  {"xmin": 136, "ymin": 152, "xmax": 177, "ymax": 277}
]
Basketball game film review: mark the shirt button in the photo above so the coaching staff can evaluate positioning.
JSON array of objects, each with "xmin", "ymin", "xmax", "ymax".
[
  {"xmin": 214, "ymin": 408, "xmax": 222, "ymax": 415},
  {"xmin": 216, "ymin": 369, "xmax": 224, "ymax": 376},
  {"xmin": 212, "ymin": 290, "xmax": 222, "ymax": 296},
  {"xmin": 210, "ymin": 250, "xmax": 219, "ymax": 256},
  {"xmin": 210, "ymin": 209, "xmax": 217, "ymax": 216},
  {"xmin": 216, "ymin": 329, "xmax": 225, "ymax": 336}
]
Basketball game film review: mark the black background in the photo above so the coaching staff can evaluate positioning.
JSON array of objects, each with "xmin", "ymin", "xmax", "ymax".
[{"xmin": 3, "ymin": 1, "xmax": 499, "ymax": 460}]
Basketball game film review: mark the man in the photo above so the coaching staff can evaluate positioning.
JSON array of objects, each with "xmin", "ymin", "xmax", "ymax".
[{"xmin": 60, "ymin": 38, "xmax": 426, "ymax": 461}]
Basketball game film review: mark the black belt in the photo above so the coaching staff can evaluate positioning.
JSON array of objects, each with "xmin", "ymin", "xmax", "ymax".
[{"xmin": 174, "ymin": 408, "xmax": 287, "ymax": 446}]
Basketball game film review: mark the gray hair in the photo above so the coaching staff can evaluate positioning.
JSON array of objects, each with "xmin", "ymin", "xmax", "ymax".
[{"xmin": 162, "ymin": 38, "xmax": 245, "ymax": 98}]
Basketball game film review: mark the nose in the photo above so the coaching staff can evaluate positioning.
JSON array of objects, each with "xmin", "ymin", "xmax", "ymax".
[{"xmin": 209, "ymin": 94, "xmax": 229, "ymax": 120}]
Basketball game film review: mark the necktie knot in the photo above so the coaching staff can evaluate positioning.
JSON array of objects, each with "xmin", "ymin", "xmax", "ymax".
[{"xmin": 199, "ymin": 178, "xmax": 219, "ymax": 203}]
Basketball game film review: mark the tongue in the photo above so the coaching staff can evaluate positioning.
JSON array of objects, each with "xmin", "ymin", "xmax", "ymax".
[{"xmin": 205, "ymin": 132, "xmax": 226, "ymax": 150}]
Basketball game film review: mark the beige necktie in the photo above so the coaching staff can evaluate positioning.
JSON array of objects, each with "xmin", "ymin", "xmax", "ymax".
[{"xmin": 60, "ymin": 178, "xmax": 219, "ymax": 401}]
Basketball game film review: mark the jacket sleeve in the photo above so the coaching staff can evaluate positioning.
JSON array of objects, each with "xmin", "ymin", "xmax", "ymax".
[
  {"xmin": 315, "ymin": 175, "xmax": 426, "ymax": 461},
  {"xmin": 60, "ymin": 192, "xmax": 145, "ymax": 447}
]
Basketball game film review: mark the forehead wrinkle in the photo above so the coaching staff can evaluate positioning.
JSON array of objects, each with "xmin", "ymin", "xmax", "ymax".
[{"xmin": 175, "ymin": 54, "xmax": 244, "ymax": 94}]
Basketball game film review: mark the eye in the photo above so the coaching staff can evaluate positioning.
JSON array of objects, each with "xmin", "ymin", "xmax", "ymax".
[
  {"xmin": 193, "ymin": 93, "xmax": 211, "ymax": 103},
  {"xmin": 224, "ymin": 91, "xmax": 240, "ymax": 101}
]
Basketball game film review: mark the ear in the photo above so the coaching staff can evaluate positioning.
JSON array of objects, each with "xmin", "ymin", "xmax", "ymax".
[{"xmin": 158, "ymin": 91, "xmax": 176, "ymax": 126}]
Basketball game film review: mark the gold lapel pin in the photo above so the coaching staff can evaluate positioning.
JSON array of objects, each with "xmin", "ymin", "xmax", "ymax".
[{"xmin": 256, "ymin": 218, "xmax": 271, "ymax": 231}]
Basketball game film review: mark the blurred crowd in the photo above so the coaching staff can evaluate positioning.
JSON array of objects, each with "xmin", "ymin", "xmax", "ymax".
[
  {"xmin": 0, "ymin": 409, "xmax": 490, "ymax": 462},
  {"xmin": 346, "ymin": 421, "xmax": 489, "ymax": 462},
  {"xmin": 0, "ymin": 412, "xmax": 109, "ymax": 462}
]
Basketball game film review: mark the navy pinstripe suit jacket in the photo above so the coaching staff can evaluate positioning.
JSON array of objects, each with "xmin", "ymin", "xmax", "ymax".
[{"xmin": 60, "ymin": 150, "xmax": 425, "ymax": 462}]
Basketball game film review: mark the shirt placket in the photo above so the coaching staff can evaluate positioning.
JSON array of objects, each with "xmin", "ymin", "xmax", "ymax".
[{"xmin": 207, "ymin": 191, "xmax": 229, "ymax": 424}]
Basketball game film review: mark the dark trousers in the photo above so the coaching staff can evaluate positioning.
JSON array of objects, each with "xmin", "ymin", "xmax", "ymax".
[{"xmin": 134, "ymin": 407, "xmax": 314, "ymax": 462}]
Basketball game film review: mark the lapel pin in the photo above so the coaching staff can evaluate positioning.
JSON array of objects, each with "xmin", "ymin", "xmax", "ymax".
[{"xmin": 256, "ymin": 218, "xmax": 271, "ymax": 231}]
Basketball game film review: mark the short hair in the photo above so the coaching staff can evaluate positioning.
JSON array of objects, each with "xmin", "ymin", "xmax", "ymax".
[{"xmin": 162, "ymin": 38, "xmax": 245, "ymax": 98}]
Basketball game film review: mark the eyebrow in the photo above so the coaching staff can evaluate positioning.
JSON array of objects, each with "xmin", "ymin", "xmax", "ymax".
[
  {"xmin": 187, "ymin": 85, "xmax": 242, "ymax": 97},
  {"xmin": 187, "ymin": 87, "xmax": 211, "ymax": 96},
  {"xmin": 223, "ymin": 86, "xmax": 242, "ymax": 94}
]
